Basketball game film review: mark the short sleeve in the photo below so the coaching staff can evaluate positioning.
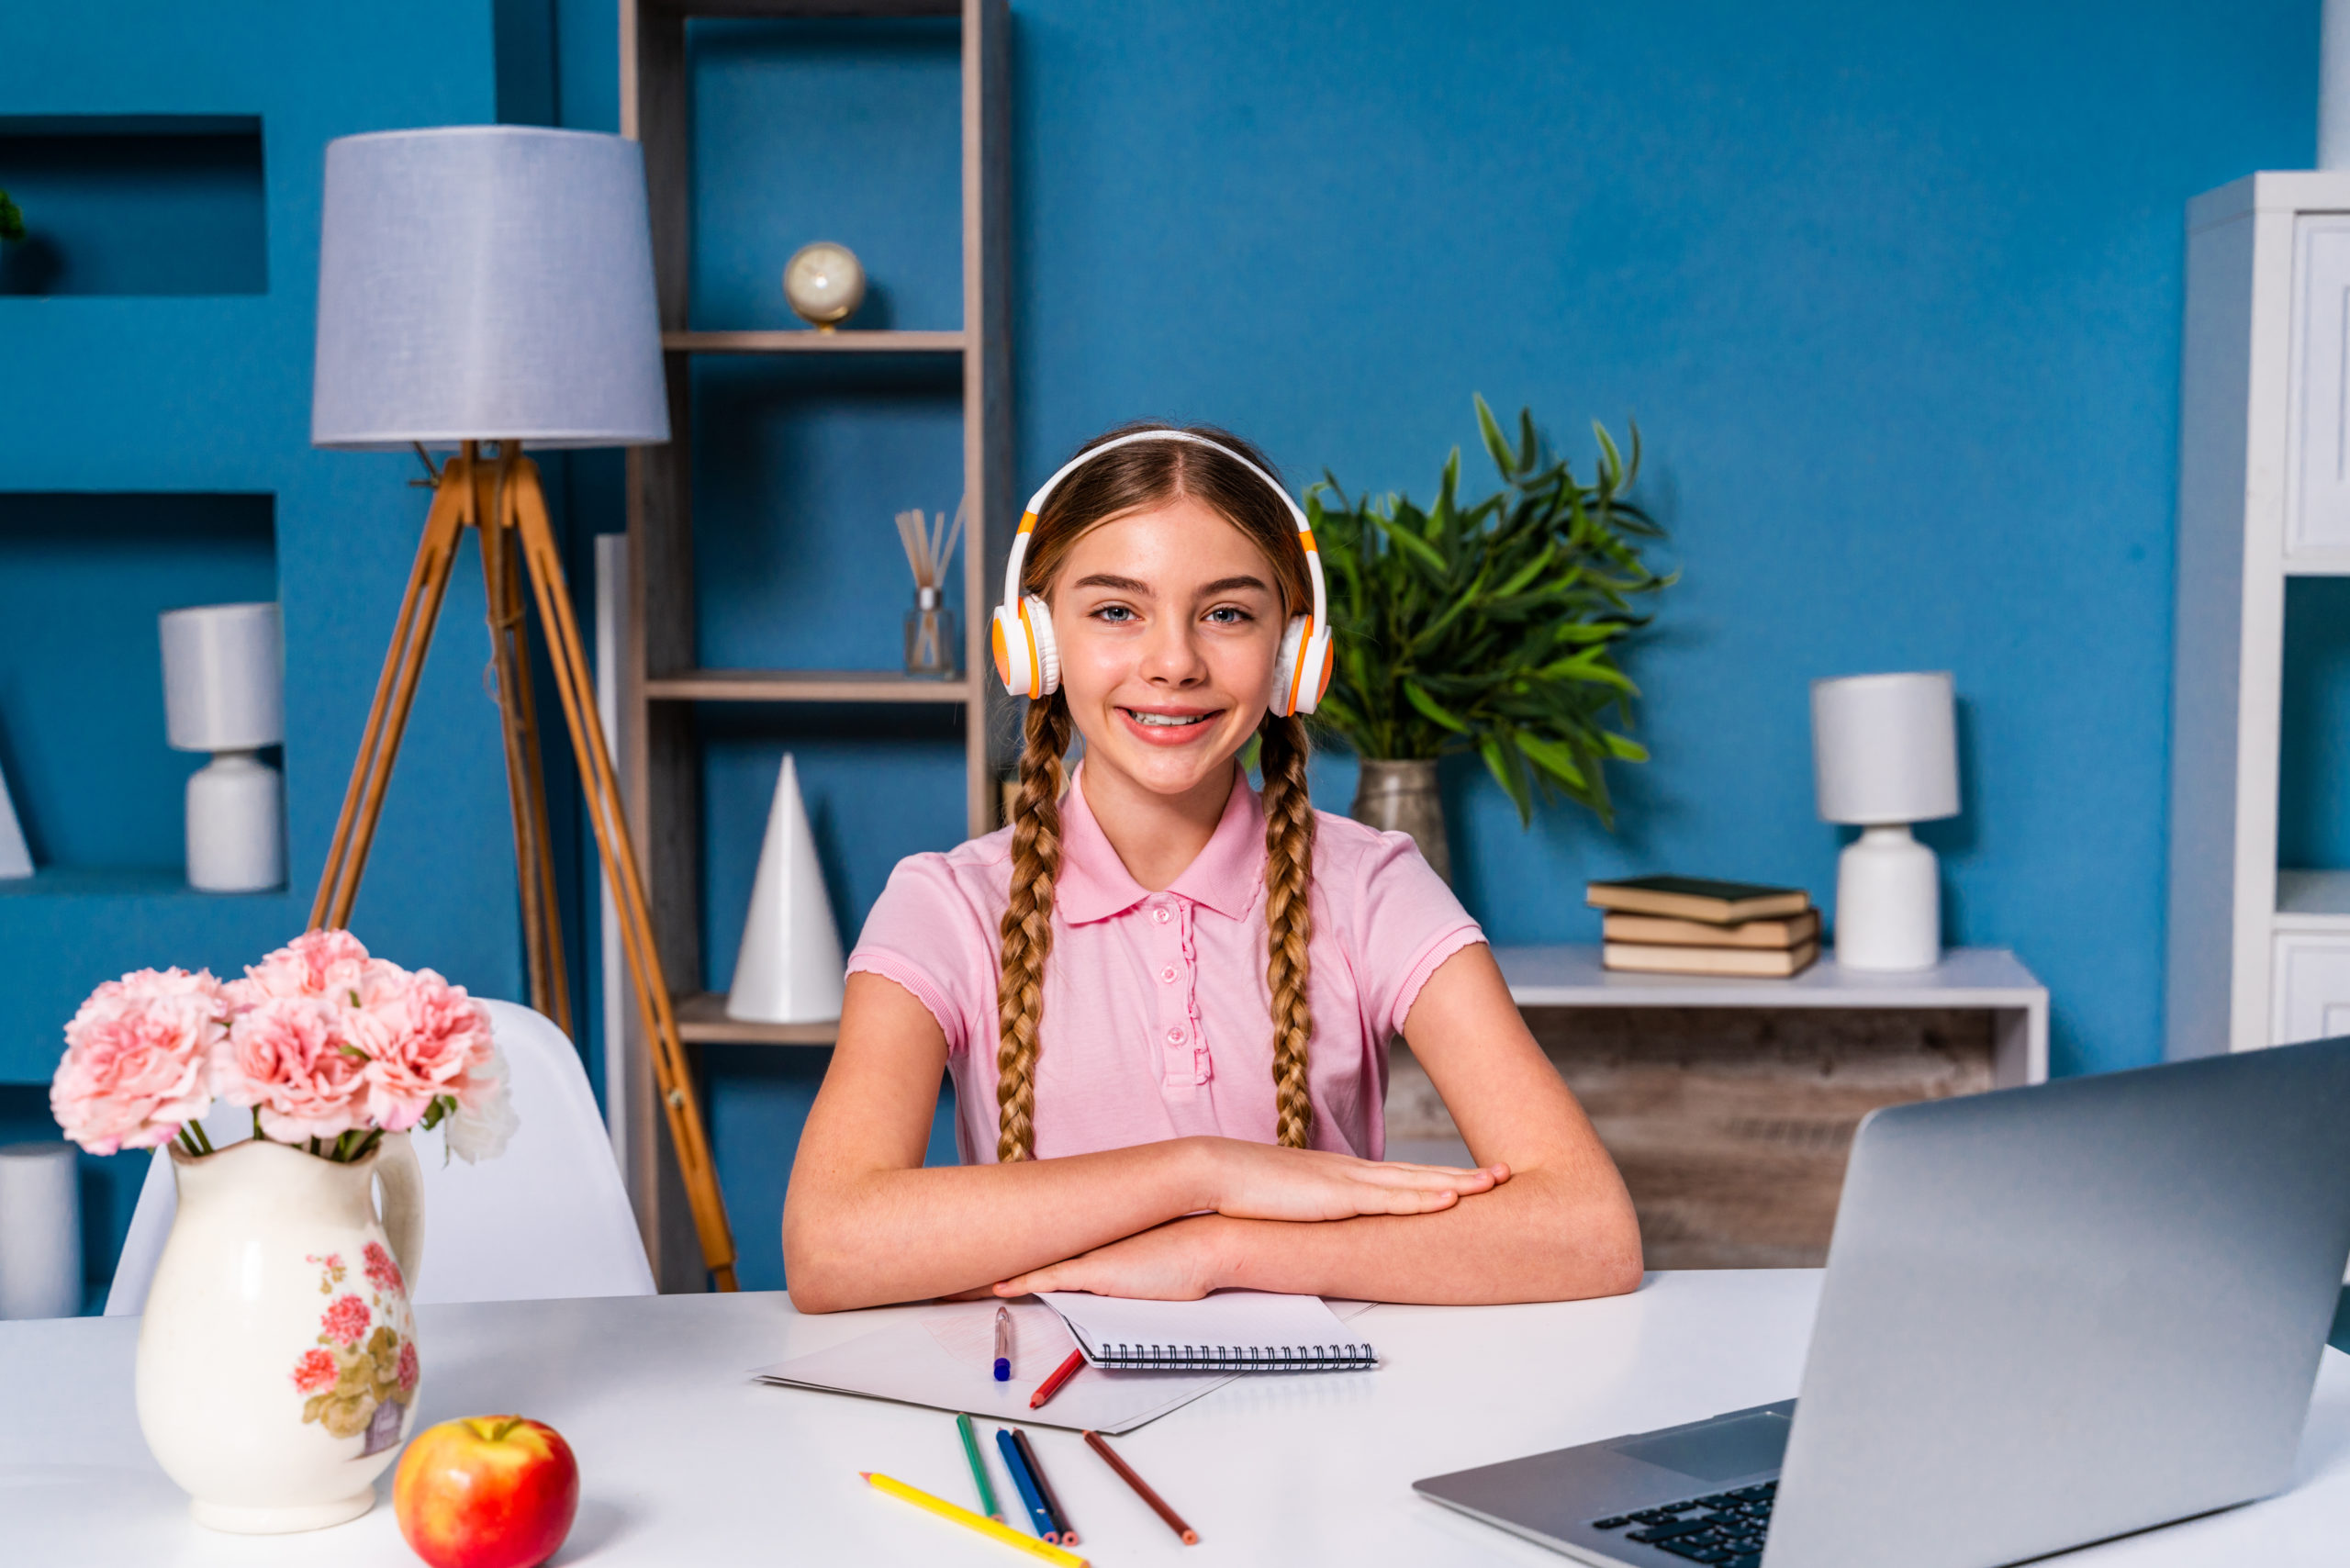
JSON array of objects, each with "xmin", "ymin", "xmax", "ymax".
[
  {"xmin": 845, "ymin": 852, "xmax": 989, "ymax": 1055},
  {"xmin": 1348, "ymin": 829, "xmax": 1488, "ymax": 1040}
]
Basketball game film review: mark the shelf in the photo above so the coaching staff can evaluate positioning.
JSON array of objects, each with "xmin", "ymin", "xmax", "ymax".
[
  {"xmin": 644, "ymin": 0, "xmax": 960, "ymax": 19},
  {"xmin": 676, "ymin": 991, "xmax": 838, "ymax": 1046},
  {"xmin": 663, "ymin": 330, "xmax": 965, "ymax": 355},
  {"xmin": 2277, "ymin": 869, "xmax": 2350, "ymax": 926},
  {"xmin": 645, "ymin": 668, "xmax": 972, "ymax": 703}
]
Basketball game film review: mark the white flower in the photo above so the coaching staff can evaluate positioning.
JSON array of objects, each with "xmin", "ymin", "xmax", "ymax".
[{"xmin": 442, "ymin": 1042, "xmax": 519, "ymax": 1164}]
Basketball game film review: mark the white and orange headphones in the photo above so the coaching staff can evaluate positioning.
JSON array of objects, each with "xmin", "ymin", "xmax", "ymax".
[{"xmin": 990, "ymin": 430, "xmax": 1336, "ymax": 717}]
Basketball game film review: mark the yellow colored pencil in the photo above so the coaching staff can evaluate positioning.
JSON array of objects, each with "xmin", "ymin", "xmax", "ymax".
[{"xmin": 863, "ymin": 1472, "xmax": 1091, "ymax": 1567}]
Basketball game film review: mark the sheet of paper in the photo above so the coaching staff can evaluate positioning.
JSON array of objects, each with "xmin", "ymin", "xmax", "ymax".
[
  {"xmin": 751, "ymin": 1297, "xmax": 1376, "ymax": 1436},
  {"xmin": 1038, "ymin": 1288, "xmax": 1371, "ymax": 1361}
]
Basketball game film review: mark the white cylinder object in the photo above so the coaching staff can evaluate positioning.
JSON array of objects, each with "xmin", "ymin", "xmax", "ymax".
[
  {"xmin": 2325, "ymin": 0, "xmax": 2350, "ymax": 170},
  {"xmin": 1811, "ymin": 671, "xmax": 1959, "ymax": 825},
  {"xmin": 1835, "ymin": 824, "xmax": 1942, "ymax": 972},
  {"xmin": 186, "ymin": 752, "xmax": 284, "ymax": 892},
  {"xmin": 0, "ymin": 1142, "xmax": 83, "ymax": 1320},
  {"xmin": 160, "ymin": 603, "xmax": 283, "ymax": 752}
]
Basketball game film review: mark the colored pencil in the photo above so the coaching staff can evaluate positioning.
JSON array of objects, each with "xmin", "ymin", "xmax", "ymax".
[
  {"xmin": 996, "ymin": 1426, "xmax": 1059, "ymax": 1541},
  {"xmin": 1012, "ymin": 1427, "xmax": 1079, "ymax": 1547},
  {"xmin": 956, "ymin": 1412, "xmax": 1003, "ymax": 1522},
  {"xmin": 995, "ymin": 1304, "xmax": 1013, "ymax": 1381},
  {"xmin": 863, "ymin": 1472, "xmax": 1087, "ymax": 1567},
  {"xmin": 1083, "ymin": 1428, "xmax": 1200, "ymax": 1545},
  {"xmin": 1029, "ymin": 1347, "xmax": 1084, "ymax": 1409}
]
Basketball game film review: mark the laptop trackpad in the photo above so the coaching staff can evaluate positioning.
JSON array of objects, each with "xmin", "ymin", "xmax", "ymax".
[{"xmin": 1610, "ymin": 1410, "xmax": 1792, "ymax": 1483}]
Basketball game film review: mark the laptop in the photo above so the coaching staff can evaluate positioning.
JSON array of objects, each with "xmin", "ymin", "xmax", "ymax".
[{"xmin": 1414, "ymin": 1036, "xmax": 2350, "ymax": 1568}]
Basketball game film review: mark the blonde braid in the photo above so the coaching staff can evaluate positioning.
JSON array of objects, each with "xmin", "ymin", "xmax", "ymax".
[
  {"xmin": 995, "ymin": 695, "xmax": 1074, "ymax": 1162},
  {"xmin": 1258, "ymin": 713, "xmax": 1318, "ymax": 1148}
]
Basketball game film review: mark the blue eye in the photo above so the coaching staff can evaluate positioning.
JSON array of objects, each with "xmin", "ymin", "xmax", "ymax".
[
  {"xmin": 1205, "ymin": 606, "xmax": 1250, "ymax": 625},
  {"xmin": 1094, "ymin": 604, "xmax": 1136, "ymax": 623}
]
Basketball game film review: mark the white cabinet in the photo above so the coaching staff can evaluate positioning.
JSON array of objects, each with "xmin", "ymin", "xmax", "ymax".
[
  {"xmin": 2290, "ymin": 218, "xmax": 2350, "ymax": 555},
  {"xmin": 2274, "ymin": 934, "xmax": 2350, "ymax": 1044},
  {"xmin": 2170, "ymin": 174, "xmax": 2350, "ymax": 1058}
]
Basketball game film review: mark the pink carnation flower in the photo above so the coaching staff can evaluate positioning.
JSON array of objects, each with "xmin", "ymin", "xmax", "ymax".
[
  {"xmin": 238, "ymin": 929, "xmax": 388, "ymax": 1005},
  {"xmin": 349, "ymin": 967, "xmax": 495, "ymax": 1133},
  {"xmin": 215, "ymin": 994, "xmax": 370, "ymax": 1143},
  {"xmin": 49, "ymin": 969, "xmax": 227, "ymax": 1154}
]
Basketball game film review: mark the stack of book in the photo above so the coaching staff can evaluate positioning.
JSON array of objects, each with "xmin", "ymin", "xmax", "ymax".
[{"xmin": 1587, "ymin": 876, "xmax": 1820, "ymax": 977}]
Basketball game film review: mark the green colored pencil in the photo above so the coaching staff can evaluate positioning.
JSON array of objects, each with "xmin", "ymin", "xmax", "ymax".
[{"xmin": 956, "ymin": 1412, "xmax": 1003, "ymax": 1521}]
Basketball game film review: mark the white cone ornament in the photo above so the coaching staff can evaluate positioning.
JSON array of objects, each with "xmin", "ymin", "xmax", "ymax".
[
  {"xmin": 0, "ymin": 756, "xmax": 29, "ymax": 879},
  {"xmin": 726, "ymin": 755, "xmax": 845, "ymax": 1024}
]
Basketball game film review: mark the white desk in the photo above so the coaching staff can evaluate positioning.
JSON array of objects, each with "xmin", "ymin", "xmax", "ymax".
[
  {"xmin": 5, "ymin": 1272, "xmax": 2347, "ymax": 1564},
  {"xmin": 1496, "ymin": 945, "xmax": 2051, "ymax": 1087}
]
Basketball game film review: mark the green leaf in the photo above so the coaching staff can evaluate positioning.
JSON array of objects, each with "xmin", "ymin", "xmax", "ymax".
[
  {"xmin": 1516, "ymin": 732, "xmax": 1588, "ymax": 789},
  {"xmin": 1402, "ymin": 678, "xmax": 1470, "ymax": 733},
  {"xmin": 1479, "ymin": 735, "xmax": 1536, "ymax": 825},
  {"xmin": 1475, "ymin": 394, "xmax": 1514, "ymax": 478}
]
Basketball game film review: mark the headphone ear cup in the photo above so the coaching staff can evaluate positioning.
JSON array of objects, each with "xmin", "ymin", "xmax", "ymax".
[
  {"xmin": 1270, "ymin": 616, "xmax": 1307, "ymax": 717},
  {"xmin": 1024, "ymin": 595, "xmax": 1061, "ymax": 697},
  {"xmin": 991, "ymin": 604, "xmax": 1032, "ymax": 697}
]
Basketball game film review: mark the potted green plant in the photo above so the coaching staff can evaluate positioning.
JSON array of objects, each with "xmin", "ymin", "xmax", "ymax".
[{"xmin": 1305, "ymin": 397, "xmax": 1673, "ymax": 880}]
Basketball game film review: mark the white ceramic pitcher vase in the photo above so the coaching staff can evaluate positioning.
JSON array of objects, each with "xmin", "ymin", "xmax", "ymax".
[{"xmin": 136, "ymin": 1132, "xmax": 425, "ymax": 1533}]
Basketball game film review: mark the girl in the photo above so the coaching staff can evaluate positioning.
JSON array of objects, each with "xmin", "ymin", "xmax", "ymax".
[{"xmin": 782, "ymin": 424, "xmax": 1641, "ymax": 1313}]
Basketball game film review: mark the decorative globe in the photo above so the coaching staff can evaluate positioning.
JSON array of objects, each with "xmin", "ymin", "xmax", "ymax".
[{"xmin": 783, "ymin": 241, "xmax": 866, "ymax": 330}]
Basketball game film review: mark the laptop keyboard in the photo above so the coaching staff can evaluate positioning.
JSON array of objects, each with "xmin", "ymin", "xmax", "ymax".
[{"xmin": 1590, "ymin": 1481, "xmax": 1774, "ymax": 1565}]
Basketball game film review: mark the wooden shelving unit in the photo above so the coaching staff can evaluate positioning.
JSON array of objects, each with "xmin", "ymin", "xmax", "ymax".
[{"xmin": 619, "ymin": 0, "xmax": 1011, "ymax": 1282}]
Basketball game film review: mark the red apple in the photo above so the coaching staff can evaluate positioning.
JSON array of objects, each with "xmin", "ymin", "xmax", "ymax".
[{"xmin": 394, "ymin": 1416, "xmax": 579, "ymax": 1568}]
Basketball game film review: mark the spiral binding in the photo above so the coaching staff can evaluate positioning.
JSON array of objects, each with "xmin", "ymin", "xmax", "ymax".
[{"xmin": 1090, "ymin": 1340, "xmax": 1376, "ymax": 1372}]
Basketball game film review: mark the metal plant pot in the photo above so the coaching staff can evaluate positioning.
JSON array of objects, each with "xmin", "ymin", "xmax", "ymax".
[{"xmin": 1351, "ymin": 757, "xmax": 1451, "ymax": 884}]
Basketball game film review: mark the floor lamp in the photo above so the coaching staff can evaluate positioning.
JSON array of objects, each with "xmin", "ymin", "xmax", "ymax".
[{"xmin": 310, "ymin": 127, "xmax": 737, "ymax": 1291}]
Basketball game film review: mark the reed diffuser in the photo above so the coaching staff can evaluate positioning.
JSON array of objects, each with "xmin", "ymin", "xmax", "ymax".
[{"xmin": 896, "ymin": 498, "xmax": 965, "ymax": 678}]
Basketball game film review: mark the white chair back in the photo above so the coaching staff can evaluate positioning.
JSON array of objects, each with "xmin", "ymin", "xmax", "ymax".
[{"xmin": 106, "ymin": 999, "xmax": 653, "ymax": 1314}]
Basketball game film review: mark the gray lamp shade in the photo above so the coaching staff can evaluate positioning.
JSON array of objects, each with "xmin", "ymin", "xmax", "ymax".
[
  {"xmin": 1810, "ymin": 671, "xmax": 1961, "ymax": 824},
  {"xmin": 311, "ymin": 126, "xmax": 669, "ymax": 450}
]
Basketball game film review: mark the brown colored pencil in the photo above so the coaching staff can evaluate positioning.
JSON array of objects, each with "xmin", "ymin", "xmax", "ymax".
[
  {"xmin": 1012, "ymin": 1427, "xmax": 1078, "ymax": 1547},
  {"xmin": 1082, "ymin": 1428, "xmax": 1199, "ymax": 1545}
]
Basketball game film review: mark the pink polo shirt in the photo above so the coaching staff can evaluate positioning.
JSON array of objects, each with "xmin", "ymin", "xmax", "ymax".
[{"xmin": 846, "ymin": 766, "xmax": 1485, "ymax": 1164}]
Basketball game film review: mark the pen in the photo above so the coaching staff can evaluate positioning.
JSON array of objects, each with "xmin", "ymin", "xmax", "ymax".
[
  {"xmin": 996, "ymin": 1426, "xmax": 1059, "ymax": 1541},
  {"xmin": 1030, "ymin": 1348, "xmax": 1084, "ymax": 1410},
  {"xmin": 995, "ymin": 1304, "xmax": 1013, "ymax": 1382},
  {"xmin": 1013, "ymin": 1427, "xmax": 1078, "ymax": 1547}
]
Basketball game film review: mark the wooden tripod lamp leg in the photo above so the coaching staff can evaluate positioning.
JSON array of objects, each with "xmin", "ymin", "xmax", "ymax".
[
  {"xmin": 312, "ymin": 453, "xmax": 476, "ymax": 933},
  {"xmin": 504, "ymin": 456, "xmax": 741, "ymax": 1292},
  {"xmin": 481, "ymin": 456, "xmax": 574, "ymax": 1038}
]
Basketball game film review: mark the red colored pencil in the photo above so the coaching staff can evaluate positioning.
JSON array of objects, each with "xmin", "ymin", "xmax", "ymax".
[
  {"xmin": 1083, "ymin": 1428, "xmax": 1199, "ymax": 1545},
  {"xmin": 1030, "ymin": 1348, "xmax": 1085, "ymax": 1409}
]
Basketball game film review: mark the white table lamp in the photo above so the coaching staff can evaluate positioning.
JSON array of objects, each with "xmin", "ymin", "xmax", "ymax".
[
  {"xmin": 1811, "ymin": 671, "xmax": 1959, "ymax": 971},
  {"xmin": 160, "ymin": 602, "xmax": 283, "ymax": 892}
]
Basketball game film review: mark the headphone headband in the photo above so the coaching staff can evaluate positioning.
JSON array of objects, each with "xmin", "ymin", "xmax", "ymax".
[{"xmin": 1001, "ymin": 430, "xmax": 1326, "ymax": 635}]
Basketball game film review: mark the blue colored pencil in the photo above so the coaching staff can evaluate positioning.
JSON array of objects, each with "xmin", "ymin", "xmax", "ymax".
[{"xmin": 997, "ymin": 1426, "xmax": 1059, "ymax": 1541}]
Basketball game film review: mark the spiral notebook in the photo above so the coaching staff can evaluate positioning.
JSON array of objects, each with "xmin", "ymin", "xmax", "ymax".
[{"xmin": 1040, "ymin": 1288, "xmax": 1379, "ymax": 1371}]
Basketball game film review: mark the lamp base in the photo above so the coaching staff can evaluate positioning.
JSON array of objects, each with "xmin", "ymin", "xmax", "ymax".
[
  {"xmin": 186, "ymin": 750, "xmax": 283, "ymax": 892},
  {"xmin": 1833, "ymin": 823, "xmax": 1940, "ymax": 971}
]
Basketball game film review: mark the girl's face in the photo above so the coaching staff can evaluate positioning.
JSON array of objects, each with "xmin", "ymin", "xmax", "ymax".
[{"xmin": 1048, "ymin": 496, "xmax": 1286, "ymax": 801}]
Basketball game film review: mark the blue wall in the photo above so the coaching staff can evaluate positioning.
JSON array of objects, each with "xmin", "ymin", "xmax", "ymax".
[{"xmin": 6, "ymin": 0, "xmax": 2328, "ymax": 1296}]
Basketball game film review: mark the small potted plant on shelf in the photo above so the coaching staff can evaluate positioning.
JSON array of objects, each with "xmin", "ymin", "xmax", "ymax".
[
  {"xmin": 1306, "ymin": 396, "xmax": 1673, "ymax": 880},
  {"xmin": 49, "ymin": 930, "xmax": 516, "ymax": 1534}
]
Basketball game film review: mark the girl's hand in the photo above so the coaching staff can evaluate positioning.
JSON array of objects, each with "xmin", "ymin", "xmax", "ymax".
[
  {"xmin": 995, "ymin": 1216, "xmax": 1231, "ymax": 1301},
  {"xmin": 1193, "ymin": 1137, "xmax": 1507, "ymax": 1222}
]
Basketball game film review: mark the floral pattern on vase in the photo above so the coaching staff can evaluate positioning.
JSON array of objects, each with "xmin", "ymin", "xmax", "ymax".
[{"xmin": 289, "ymin": 1246, "xmax": 418, "ymax": 1452}]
